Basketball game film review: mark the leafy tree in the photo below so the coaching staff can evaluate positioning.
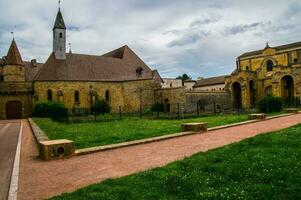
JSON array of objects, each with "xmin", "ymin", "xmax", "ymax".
[
  {"xmin": 92, "ymin": 98, "xmax": 111, "ymax": 115},
  {"xmin": 176, "ymin": 73, "xmax": 192, "ymax": 81}
]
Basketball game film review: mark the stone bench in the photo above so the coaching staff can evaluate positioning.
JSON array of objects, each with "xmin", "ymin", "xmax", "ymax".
[
  {"xmin": 248, "ymin": 113, "xmax": 266, "ymax": 120},
  {"xmin": 181, "ymin": 123, "xmax": 207, "ymax": 132},
  {"xmin": 284, "ymin": 108, "xmax": 299, "ymax": 113},
  {"xmin": 39, "ymin": 139, "xmax": 75, "ymax": 161}
]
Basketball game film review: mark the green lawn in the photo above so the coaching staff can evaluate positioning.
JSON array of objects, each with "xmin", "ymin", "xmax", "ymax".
[
  {"xmin": 34, "ymin": 114, "xmax": 249, "ymax": 149},
  {"xmin": 50, "ymin": 124, "xmax": 301, "ymax": 200}
]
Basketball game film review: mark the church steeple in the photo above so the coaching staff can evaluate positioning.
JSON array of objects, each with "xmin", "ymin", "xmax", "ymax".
[
  {"xmin": 53, "ymin": 8, "xmax": 66, "ymax": 30},
  {"xmin": 53, "ymin": 7, "xmax": 66, "ymax": 59}
]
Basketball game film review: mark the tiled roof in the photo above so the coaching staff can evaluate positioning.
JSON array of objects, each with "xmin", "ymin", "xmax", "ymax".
[
  {"xmin": 238, "ymin": 41, "xmax": 301, "ymax": 59},
  {"xmin": 5, "ymin": 39, "xmax": 24, "ymax": 66},
  {"xmin": 53, "ymin": 9, "xmax": 66, "ymax": 30},
  {"xmin": 194, "ymin": 75, "xmax": 226, "ymax": 87},
  {"xmin": 34, "ymin": 45, "xmax": 156, "ymax": 81},
  {"xmin": 24, "ymin": 61, "xmax": 43, "ymax": 81}
]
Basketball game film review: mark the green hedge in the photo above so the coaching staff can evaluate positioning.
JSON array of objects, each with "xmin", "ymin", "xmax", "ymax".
[
  {"xmin": 257, "ymin": 96, "xmax": 283, "ymax": 113},
  {"xmin": 33, "ymin": 101, "xmax": 67, "ymax": 121}
]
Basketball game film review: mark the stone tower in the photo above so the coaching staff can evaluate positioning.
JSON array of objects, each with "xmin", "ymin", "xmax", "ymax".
[
  {"xmin": 3, "ymin": 39, "xmax": 25, "ymax": 81},
  {"xmin": 53, "ymin": 8, "xmax": 66, "ymax": 59}
]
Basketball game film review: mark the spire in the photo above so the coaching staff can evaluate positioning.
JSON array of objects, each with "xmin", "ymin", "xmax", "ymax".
[
  {"xmin": 68, "ymin": 43, "xmax": 72, "ymax": 53},
  {"xmin": 265, "ymin": 42, "xmax": 270, "ymax": 49},
  {"xmin": 5, "ymin": 39, "xmax": 24, "ymax": 66},
  {"xmin": 53, "ymin": 8, "xmax": 66, "ymax": 30}
]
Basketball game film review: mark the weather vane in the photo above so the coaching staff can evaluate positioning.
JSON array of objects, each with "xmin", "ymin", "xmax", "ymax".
[
  {"xmin": 11, "ymin": 31, "xmax": 14, "ymax": 39},
  {"xmin": 58, "ymin": 0, "xmax": 61, "ymax": 9}
]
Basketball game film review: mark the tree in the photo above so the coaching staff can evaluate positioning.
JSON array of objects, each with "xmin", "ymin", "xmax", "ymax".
[
  {"xmin": 92, "ymin": 99, "xmax": 111, "ymax": 115},
  {"xmin": 176, "ymin": 73, "xmax": 192, "ymax": 81}
]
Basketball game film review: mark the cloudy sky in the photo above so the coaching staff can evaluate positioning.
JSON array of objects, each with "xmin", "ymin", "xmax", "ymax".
[{"xmin": 1, "ymin": 0, "xmax": 301, "ymax": 79}]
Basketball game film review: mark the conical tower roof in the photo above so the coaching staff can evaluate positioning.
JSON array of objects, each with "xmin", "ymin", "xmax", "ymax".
[
  {"xmin": 53, "ymin": 9, "xmax": 66, "ymax": 30},
  {"xmin": 6, "ymin": 39, "xmax": 24, "ymax": 66}
]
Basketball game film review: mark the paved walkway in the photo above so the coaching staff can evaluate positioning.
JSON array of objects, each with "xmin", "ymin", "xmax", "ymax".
[
  {"xmin": 18, "ymin": 114, "xmax": 301, "ymax": 200},
  {"xmin": 0, "ymin": 121, "xmax": 21, "ymax": 200}
]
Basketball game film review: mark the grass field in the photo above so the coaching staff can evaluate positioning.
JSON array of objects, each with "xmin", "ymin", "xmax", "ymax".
[
  {"xmin": 50, "ymin": 124, "xmax": 301, "ymax": 200},
  {"xmin": 34, "ymin": 114, "xmax": 249, "ymax": 149}
]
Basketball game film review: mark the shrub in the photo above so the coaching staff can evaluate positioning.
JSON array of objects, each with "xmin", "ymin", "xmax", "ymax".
[
  {"xmin": 92, "ymin": 99, "xmax": 111, "ymax": 115},
  {"xmin": 257, "ymin": 96, "xmax": 283, "ymax": 113},
  {"xmin": 151, "ymin": 102, "xmax": 165, "ymax": 113},
  {"xmin": 33, "ymin": 101, "xmax": 67, "ymax": 121}
]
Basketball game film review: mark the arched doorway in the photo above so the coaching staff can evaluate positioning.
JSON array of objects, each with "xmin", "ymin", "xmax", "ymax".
[
  {"xmin": 249, "ymin": 80, "xmax": 256, "ymax": 108},
  {"xmin": 281, "ymin": 75, "xmax": 294, "ymax": 106},
  {"xmin": 6, "ymin": 101, "xmax": 22, "ymax": 119},
  {"xmin": 232, "ymin": 82, "xmax": 242, "ymax": 109},
  {"xmin": 164, "ymin": 98, "xmax": 170, "ymax": 113}
]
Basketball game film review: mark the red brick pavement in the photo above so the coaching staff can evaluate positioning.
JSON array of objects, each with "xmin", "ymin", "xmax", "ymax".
[{"xmin": 18, "ymin": 114, "xmax": 301, "ymax": 200}]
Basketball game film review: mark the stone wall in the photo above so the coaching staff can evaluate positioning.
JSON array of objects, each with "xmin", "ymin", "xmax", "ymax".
[
  {"xmin": 33, "ymin": 79, "xmax": 161, "ymax": 113},
  {"xmin": 155, "ymin": 88, "xmax": 231, "ymax": 113},
  {"xmin": 184, "ymin": 91, "xmax": 231, "ymax": 113},
  {"xmin": 0, "ymin": 82, "xmax": 34, "ymax": 119},
  {"xmin": 3, "ymin": 64, "xmax": 25, "ymax": 82}
]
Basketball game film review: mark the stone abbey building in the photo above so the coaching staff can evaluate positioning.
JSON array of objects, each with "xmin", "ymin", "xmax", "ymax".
[
  {"xmin": 1, "ymin": 7, "xmax": 301, "ymax": 119},
  {"xmin": 0, "ymin": 8, "xmax": 162, "ymax": 119},
  {"xmin": 226, "ymin": 42, "xmax": 301, "ymax": 109}
]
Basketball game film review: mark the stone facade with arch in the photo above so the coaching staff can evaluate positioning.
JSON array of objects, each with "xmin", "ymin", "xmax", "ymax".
[{"xmin": 226, "ymin": 42, "xmax": 301, "ymax": 109}]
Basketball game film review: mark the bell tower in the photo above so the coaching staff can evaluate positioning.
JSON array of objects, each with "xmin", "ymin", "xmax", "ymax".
[{"xmin": 53, "ymin": 7, "xmax": 66, "ymax": 60}]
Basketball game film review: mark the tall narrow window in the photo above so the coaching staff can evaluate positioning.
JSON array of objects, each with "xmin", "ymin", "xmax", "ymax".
[
  {"xmin": 47, "ymin": 89, "xmax": 53, "ymax": 101},
  {"xmin": 0, "ymin": 75, "xmax": 3, "ymax": 82},
  {"xmin": 59, "ymin": 32, "xmax": 63, "ymax": 38},
  {"xmin": 266, "ymin": 60, "xmax": 273, "ymax": 71},
  {"xmin": 74, "ymin": 90, "xmax": 80, "ymax": 104},
  {"xmin": 105, "ymin": 90, "xmax": 110, "ymax": 102}
]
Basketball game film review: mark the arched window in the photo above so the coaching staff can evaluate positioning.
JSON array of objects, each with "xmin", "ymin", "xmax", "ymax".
[
  {"xmin": 265, "ymin": 86, "xmax": 272, "ymax": 96},
  {"xmin": 266, "ymin": 60, "xmax": 273, "ymax": 72},
  {"xmin": 105, "ymin": 90, "xmax": 110, "ymax": 102},
  {"xmin": 74, "ymin": 91, "xmax": 80, "ymax": 104},
  {"xmin": 47, "ymin": 89, "xmax": 53, "ymax": 101},
  {"xmin": 59, "ymin": 32, "xmax": 63, "ymax": 38}
]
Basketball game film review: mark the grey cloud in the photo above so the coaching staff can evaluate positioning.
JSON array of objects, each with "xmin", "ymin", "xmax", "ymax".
[
  {"xmin": 224, "ymin": 22, "xmax": 268, "ymax": 35},
  {"xmin": 189, "ymin": 14, "xmax": 222, "ymax": 27},
  {"xmin": 167, "ymin": 30, "xmax": 210, "ymax": 47}
]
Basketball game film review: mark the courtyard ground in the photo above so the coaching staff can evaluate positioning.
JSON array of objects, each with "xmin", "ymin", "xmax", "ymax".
[
  {"xmin": 17, "ymin": 113, "xmax": 301, "ymax": 200},
  {"xmin": 34, "ymin": 114, "xmax": 249, "ymax": 149}
]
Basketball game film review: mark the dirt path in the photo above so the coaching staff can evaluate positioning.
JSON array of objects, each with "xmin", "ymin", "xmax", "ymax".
[{"xmin": 18, "ymin": 114, "xmax": 301, "ymax": 200}]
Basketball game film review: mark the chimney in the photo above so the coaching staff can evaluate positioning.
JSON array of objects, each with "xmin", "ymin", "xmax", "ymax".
[{"xmin": 31, "ymin": 59, "xmax": 37, "ymax": 67}]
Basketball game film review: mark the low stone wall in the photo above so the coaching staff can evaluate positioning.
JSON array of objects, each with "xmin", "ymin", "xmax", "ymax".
[
  {"xmin": 28, "ymin": 118, "xmax": 75, "ymax": 161},
  {"xmin": 28, "ymin": 118, "xmax": 49, "ymax": 142}
]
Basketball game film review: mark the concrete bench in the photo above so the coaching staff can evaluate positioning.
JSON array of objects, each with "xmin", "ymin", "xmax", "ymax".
[
  {"xmin": 248, "ymin": 113, "xmax": 266, "ymax": 120},
  {"xmin": 284, "ymin": 108, "xmax": 299, "ymax": 113},
  {"xmin": 181, "ymin": 123, "xmax": 207, "ymax": 132},
  {"xmin": 39, "ymin": 139, "xmax": 75, "ymax": 161}
]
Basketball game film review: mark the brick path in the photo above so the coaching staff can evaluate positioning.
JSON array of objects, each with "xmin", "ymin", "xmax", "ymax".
[
  {"xmin": 18, "ymin": 114, "xmax": 301, "ymax": 200},
  {"xmin": 0, "ymin": 121, "xmax": 20, "ymax": 200}
]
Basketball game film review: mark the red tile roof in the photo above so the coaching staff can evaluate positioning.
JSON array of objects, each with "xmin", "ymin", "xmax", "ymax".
[
  {"xmin": 5, "ymin": 39, "xmax": 24, "ymax": 66},
  {"xmin": 194, "ymin": 75, "xmax": 226, "ymax": 87},
  {"xmin": 34, "ymin": 45, "xmax": 157, "ymax": 81},
  {"xmin": 238, "ymin": 41, "xmax": 301, "ymax": 59}
]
